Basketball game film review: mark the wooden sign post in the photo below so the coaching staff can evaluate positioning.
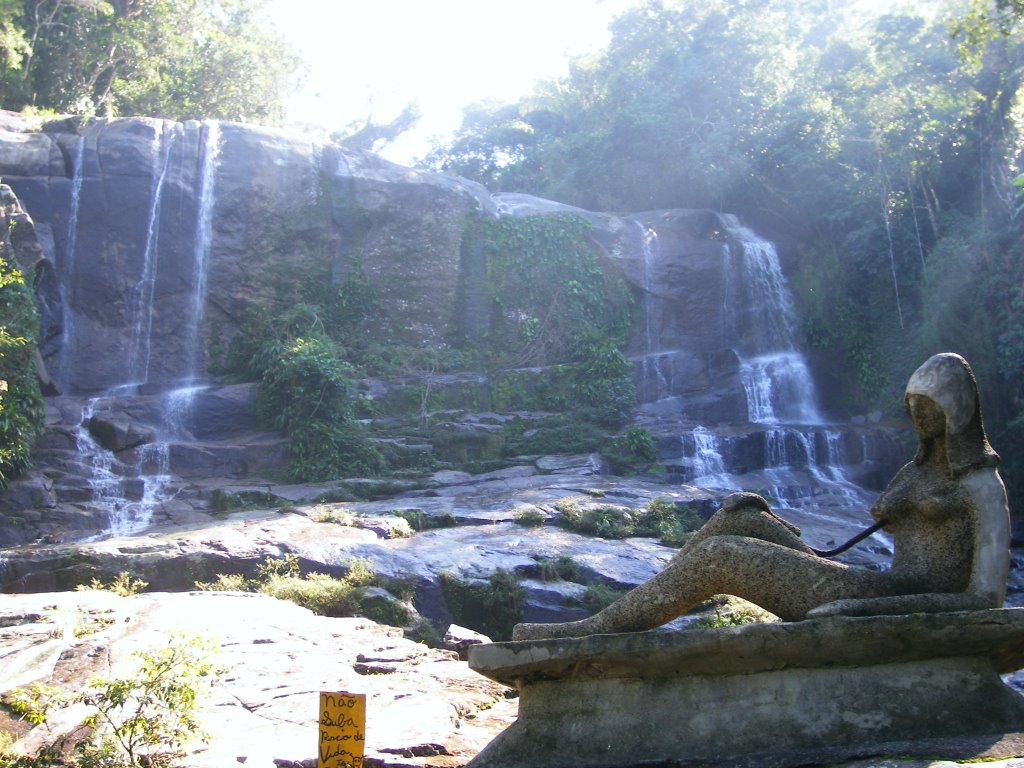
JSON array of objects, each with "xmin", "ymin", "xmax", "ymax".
[{"xmin": 318, "ymin": 691, "xmax": 366, "ymax": 768}]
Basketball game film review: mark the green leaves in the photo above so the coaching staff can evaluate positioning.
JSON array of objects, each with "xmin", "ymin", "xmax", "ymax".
[
  {"xmin": 254, "ymin": 336, "xmax": 382, "ymax": 482},
  {"xmin": 76, "ymin": 634, "xmax": 225, "ymax": 768},
  {"xmin": 0, "ymin": 0, "xmax": 298, "ymax": 122},
  {"xmin": 0, "ymin": 248, "xmax": 43, "ymax": 488}
]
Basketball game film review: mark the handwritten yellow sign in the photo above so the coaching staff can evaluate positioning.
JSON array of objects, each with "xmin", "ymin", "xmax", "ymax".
[{"xmin": 318, "ymin": 691, "xmax": 366, "ymax": 768}]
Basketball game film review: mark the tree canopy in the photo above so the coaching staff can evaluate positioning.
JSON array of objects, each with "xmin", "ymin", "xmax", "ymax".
[{"xmin": 0, "ymin": 0, "xmax": 298, "ymax": 122}]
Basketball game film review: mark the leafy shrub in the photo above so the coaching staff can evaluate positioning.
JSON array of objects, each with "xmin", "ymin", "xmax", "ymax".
[
  {"xmin": 308, "ymin": 504, "xmax": 356, "ymax": 525},
  {"xmin": 393, "ymin": 509, "xmax": 458, "ymax": 531},
  {"xmin": 439, "ymin": 569, "xmax": 524, "ymax": 641},
  {"xmin": 581, "ymin": 583, "xmax": 627, "ymax": 614},
  {"xmin": 195, "ymin": 555, "xmax": 414, "ymax": 628},
  {"xmin": 194, "ymin": 573, "xmax": 250, "ymax": 592},
  {"xmin": 75, "ymin": 633, "xmax": 225, "ymax": 768},
  {"xmin": 2, "ymin": 683, "xmax": 59, "ymax": 725},
  {"xmin": 512, "ymin": 506, "xmax": 546, "ymax": 527},
  {"xmin": 536, "ymin": 555, "xmax": 579, "ymax": 582},
  {"xmin": 603, "ymin": 425, "xmax": 659, "ymax": 473},
  {"xmin": 557, "ymin": 498, "xmax": 637, "ymax": 539},
  {"xmin": 255, "ymin": 337, "xmax": 383, "ymax": 482},
  {"xmin": 259, "ymin": 572, "xmax": 361, "ymax": 617},
  {"xmin": 0, "ymin": 252, "xmax": 44, "ymax": 488},
  {"xmin": 75, "ymin": 571, "xmax": 148, "ymax": 597},
  {"xmin": 634, "ymin": 498, "xmax": 704, "ymax": 546}
]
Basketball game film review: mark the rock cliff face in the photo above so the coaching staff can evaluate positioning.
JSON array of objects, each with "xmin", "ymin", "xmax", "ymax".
[
  {"xmin": 0, "ymin": 112, "xmax": 923, "ymax": 600},
  {"xmin": 0, "ymin": 115, "xmax": 494, "ymax": 394},
  {"xmin": 0, "ymin": 113, "xmax": 836, "ymax": 417}
]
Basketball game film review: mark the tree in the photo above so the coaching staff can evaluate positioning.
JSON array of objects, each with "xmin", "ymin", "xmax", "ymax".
[{"xmin": 0, "ymin": 0, "xmax": 299, "ymax": 122}]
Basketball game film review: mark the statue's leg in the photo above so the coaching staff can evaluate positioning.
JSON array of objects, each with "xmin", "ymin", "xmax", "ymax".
[
  {"xmin": 670, "ymin": 492, "xmax": 813, "ymax": 564},
  {"xmin": 511, "ymin": 534, "xmax": 883, "ymax": 641}
]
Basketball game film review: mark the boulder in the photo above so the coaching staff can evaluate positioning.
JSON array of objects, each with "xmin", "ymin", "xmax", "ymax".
[{"xmin": 86, "ymin": 415, "xmax": 155, "ymax": 452}]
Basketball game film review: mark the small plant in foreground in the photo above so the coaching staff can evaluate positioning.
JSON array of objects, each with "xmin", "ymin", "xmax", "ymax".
[
  {"xmin": 3, "ymin": 683, "xmax": 59, "ymax": 725},
  {"xmin": 75, "ymin": 633, "xmax": 225, "ymax": 768}
]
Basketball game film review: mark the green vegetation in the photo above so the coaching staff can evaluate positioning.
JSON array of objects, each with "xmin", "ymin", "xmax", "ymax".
[
  {"xmin": 555, "ymin": 496, "xmax": 703, "ymax": 545},
  {"xmin": 691, "ymin": 597, "xmax": 779, "ymax": 630},
  {"xmin": 392, "ymin": 508, "xmax": 458, "ymax": 532},
  {"xmin": 74, "ymin": 571, "xmax": 148, "ymax": 597},
  {"xmin": 512, "ymin": 506, "xmax": 546, "ymax": 527},
  {"xmin": 254, "ymin": 336, "xmax": 384, "ymax": 482},
  {"xmin": 603, "ymin": 425, "xmax": 659, "ymax": 474},
  {"xmin": 580, "ymin": 582, "xmax": 627, "ymax": 614},
  {"xmin": 0, "ymin": 0, "xmax": 297, "ymax": 122},
  {"xmin": 195, "ymin": 554, "xmax": 416, "ymax": 629},
  {"xmin": 0, "ymin": 248, "xmax": 43, "ymax": 488},
  {"xmin": 0, "ymin": 634, "xmax": 224, "ymax": 768},
  {"xmin": 75, "ymin": 634, "xmax": 224, "ymax": 768},
  {"xmin": 535, "ymin": 555, "xmax": 579, "ymax": 582},
  {"xmin": 439, "ymin": 568, "xmax": 524, "ymax": 641},
  {"xmin": 2, "ymin": 683, "xmax": 59, "ymax": 726}
]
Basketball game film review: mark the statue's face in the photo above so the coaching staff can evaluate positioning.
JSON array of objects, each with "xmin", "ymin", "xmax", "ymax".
[{"xmin": 907, "ymin": 394, "xmax": 945, "ymax": 440}]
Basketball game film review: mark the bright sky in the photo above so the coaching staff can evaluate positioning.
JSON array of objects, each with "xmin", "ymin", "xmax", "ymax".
[{"xmin": 262, "ymin": 0, "xmax": 641, "ymax": 165}]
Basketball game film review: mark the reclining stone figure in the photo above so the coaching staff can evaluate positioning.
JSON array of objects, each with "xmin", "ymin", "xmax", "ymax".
[{"xmin": 512, "ymin": 353, "xmax": 1011, "ymax": 641}]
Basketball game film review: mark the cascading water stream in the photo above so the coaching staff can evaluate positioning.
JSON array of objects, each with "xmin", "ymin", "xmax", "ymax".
[
  {"xmin": 57, "ymin": 135, "xmax": 85, "ymax": 394},
  {"xmin": 664, "ymin": 216, "xmax": 877, "ymax": 527},
  {"xmin": 66, "ymin": 123, "xmax": 222, "ymax": 538},
  {"xmin": 722, "ymin": 216, "xmax": 822, "ymax": 426},
  {"xmin": 637, "ymin": 221, "xmax": 668, "ymax": 399},
  {"xmin": 184, "ymin": 121, "xmax": 221, "ymax": 383},
  {"xmin": 161, "ymin": 121, "xmax": 223, "ymax": 437},
  {"xmin": 689, "ymin": 426, "xmax": 730, "ymax": 488},
  {"xmin": 127, "ymin": 123, "xmax": 178, "ymax": 388}
]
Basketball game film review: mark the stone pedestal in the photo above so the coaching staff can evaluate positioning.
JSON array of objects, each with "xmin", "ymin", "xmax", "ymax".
[{"xmin": 467, "ymin": 609, "xmax": 1024, "ymax": 767}]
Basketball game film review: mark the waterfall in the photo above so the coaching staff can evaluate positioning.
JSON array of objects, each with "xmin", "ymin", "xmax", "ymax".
[
  {"xmin": 76, "ymin": 399, "xmax": 125, "ymax": 515},
  {"xmin": 690, "ymin": 426, "xmax": 729, "ymax": 488},
  {"xmin": 163, "ymin": 385, "xmax": 204, "ymax": 439},
  {"xmin": 184, "ymin": 121, "xmax": 221, "ymax": 383},
  {"xmin": 723, "ymin": 216, "xmax": 822, "ymax": 425},
  {"xmin": 72, "ymin": 397, "xmax": 179, "ymax": 538},
  {"xmin": 127, "ymin": 123, "xmax": 179, "ymax": 388},
  {"xmin": 57, "ymin": 135, "xmax": 85, "ymax": 394},
  {"xmin": 638, "ymin": 222, "xmax": 668, "ymax": 399}
]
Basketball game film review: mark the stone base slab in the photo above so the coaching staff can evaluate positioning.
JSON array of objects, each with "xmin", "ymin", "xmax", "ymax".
[{"xmin": 467, "ymin": 609, "xmax": 1024, "ymax": 767}]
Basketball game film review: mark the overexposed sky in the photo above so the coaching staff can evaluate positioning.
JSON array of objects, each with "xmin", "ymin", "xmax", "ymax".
[{"xmin": 263, "ymin": 0, "xmax": 641, "ymax": 165}]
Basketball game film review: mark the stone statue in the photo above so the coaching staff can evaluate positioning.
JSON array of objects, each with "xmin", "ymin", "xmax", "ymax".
[{"xmin": 512, "ymin": 353, "xmax": 1011, "ymax": 641}]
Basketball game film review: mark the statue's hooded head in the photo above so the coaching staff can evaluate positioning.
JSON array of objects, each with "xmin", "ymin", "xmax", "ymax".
[{"xmin": 905, "ymin": 353, "xmax": 999, "ymax": 478}]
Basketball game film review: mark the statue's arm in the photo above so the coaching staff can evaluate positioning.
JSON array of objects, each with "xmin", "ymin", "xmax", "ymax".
[{"xmin": 806, "ymin": 591, "xmax": 995, "ymax": 619}]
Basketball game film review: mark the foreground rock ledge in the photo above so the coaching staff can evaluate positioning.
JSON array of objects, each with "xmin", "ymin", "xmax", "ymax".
[{"xmin": 467, "ymin": 609, "xmax": 1024, "ymax": 768}]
